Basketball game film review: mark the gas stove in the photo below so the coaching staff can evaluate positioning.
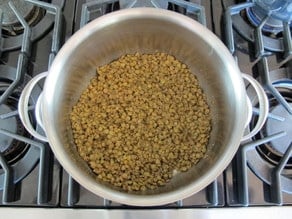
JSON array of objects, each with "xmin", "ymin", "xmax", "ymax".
[{"xmin": 0, "ymin": 0, "xmax": 291, "ymax": 216}]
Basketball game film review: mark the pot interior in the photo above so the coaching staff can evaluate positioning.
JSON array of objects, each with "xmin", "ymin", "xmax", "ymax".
[{"xmin": 44, "ymin": 9, "xmax": 246, "ymax": 204}]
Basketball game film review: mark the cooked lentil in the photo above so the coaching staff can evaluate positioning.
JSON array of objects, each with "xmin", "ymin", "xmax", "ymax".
[{"xmin": 70, "ymin": 52, "xmax": 211, "ymax": 192}]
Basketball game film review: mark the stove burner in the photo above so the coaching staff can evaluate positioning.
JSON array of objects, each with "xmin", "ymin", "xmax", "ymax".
[
  {"xmin": 0, "ymin": 0, "xmax": 45, "ymax": 36},
  {"xmin": 246, "ymin": 7, "xmax": 285, "ymax": 34},
  {"xmin": 0, "ymin": 66, "xmax": 41, "ymax": 190},
  {"xmin": 245, "ymin": 70, "xmax": 292, "ymax": 193},
  {"xmin": 0, "ymin": 83, "xmax": 29, "ymax": 164},
  {"xmin": 228, "ymin": 5, "xmax": 288, "ymax": 52},
  {"xmin": 257, "ymin": 89, "xmax": 292, "ymax": 168},
  {"xmin": 0, "ymin": 0, "xmax": 64, "ymax": 52}
]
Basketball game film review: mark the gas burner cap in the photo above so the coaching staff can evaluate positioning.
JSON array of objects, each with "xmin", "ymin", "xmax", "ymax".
[
  {"xmin": 246, "ymin": 7, "xmax": 285, "ymax": 34},
  {"xmin": 0, "ymin": 0, "xmax": 45, "ymax": 36}
]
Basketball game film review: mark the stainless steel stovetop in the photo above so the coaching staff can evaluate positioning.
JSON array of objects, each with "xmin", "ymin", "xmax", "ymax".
[{"xmin": 0, "ymin": 0, "xmax": 291, "ymax": 217}]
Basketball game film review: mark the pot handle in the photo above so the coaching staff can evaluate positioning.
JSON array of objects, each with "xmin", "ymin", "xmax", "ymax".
[
  {"xmin": 19, "ymin": 72, "xmax": 268, "ymax": 143},
  {"xmin": 241, "ymin": 73, "xmax": 269, "ymax": 142},
  {"xmin": 18, "ymin": 72, "xmax": 48, "ymax": 142}
]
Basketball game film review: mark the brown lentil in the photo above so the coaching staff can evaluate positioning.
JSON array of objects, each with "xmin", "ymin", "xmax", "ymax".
[{"xmin": 70, "ymin": 52, "xmax": 211, "ymax": 192}]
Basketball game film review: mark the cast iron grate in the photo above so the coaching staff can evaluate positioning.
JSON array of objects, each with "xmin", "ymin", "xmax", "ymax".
[
  {"xmin": 0, "ymin": 0, "xmax": 62, "ymax": 206},
  {"xmin": 224, "ymin": 0, "xmax": 292, "ymax": 207}
]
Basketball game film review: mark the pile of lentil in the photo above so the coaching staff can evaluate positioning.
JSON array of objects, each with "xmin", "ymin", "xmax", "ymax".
[{"xmin": 70, "ymin": 52, "xmax": 211, "ymax": 192}]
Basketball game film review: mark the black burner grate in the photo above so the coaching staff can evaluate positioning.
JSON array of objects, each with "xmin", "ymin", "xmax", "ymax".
[
  {"xmin": 0, "ymin": 0, "xmax": 63, "ymax": 206},
  {"xmin": 224, "ymin": 1, "xmax": 292, "ymax": 55},
  {"xmin": 224, "ymin": 0, "xmax": 292, "ymax": 207}
]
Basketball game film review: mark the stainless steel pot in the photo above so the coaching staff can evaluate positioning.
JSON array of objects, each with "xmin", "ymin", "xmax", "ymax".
[{"xmin": 18, "ymin": 8, "xmax": 268, "ymax": 206}]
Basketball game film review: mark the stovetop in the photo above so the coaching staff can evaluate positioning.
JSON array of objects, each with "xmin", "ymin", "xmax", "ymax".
[{"xmin": 0, "ymin": 0, "xmax": 291, "ymax": 209}]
